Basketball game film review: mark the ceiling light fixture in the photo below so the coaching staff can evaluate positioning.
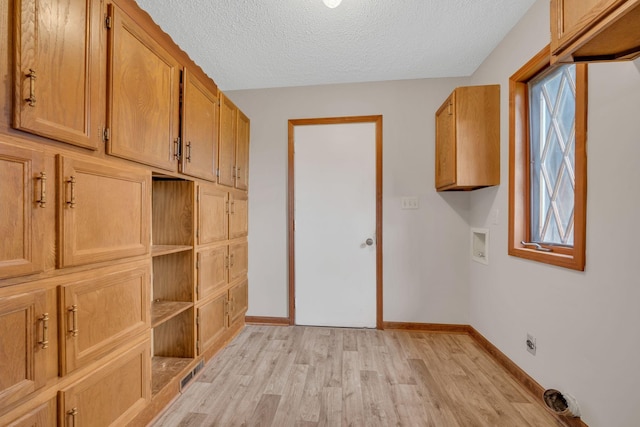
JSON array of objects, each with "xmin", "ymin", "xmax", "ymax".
[{"xmin": 322, "ymin": 0, "xmax": 342, "ymax": 8}]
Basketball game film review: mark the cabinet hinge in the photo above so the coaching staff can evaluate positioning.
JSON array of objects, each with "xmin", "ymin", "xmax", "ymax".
[
  {"xmin": 102, "ymin": 127, "xmax": 110, "ymax": 142},
  {"xmin": 105, "ymin": 16, "xmax": 112, "ymax": 29},
  {"xmin": 216, "ymin": 168, "xmax": 220, "ymax": 178}
]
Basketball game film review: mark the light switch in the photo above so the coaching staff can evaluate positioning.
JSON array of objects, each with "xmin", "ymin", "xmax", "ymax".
[{"xmin": 401, "ymin": 197, "xmax": 419, "ymax": 210}]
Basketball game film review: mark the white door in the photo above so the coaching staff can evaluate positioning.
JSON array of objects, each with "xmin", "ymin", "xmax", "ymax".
[{"xmin": 294, "ymin": 122, "xmax": 377, "ymax": 328}]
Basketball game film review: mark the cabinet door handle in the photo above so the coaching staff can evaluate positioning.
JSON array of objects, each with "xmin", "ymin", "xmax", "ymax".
[
  {"xmin": 447, "ymin": 101, "xmax": 453, "ymax": 116},
  {"xmin": 224, "ymin": 255, "xmax": 229, "ymax": 269},
  {"xmin": 173, "ymin": 137, "xmax": 181, "ymax": 160},
  {"xmin": 230, "ymin": 200, "xmax": 235, "ymax": 214},
  {"xmin": 186, "ymin": 142, "xmax": 192, "ymax": 162},
  {"xmin": 232, "ymin": 166, "xmax": 236, "ymax": 178},
  {"xmin": 67, "ymin": 176, "xmax": 76, "ymax": 208},
  {"xmin": 37, "ymin": 172, "xmax": 47, "ymax": 208},
  {"xmin": 225, "ymin": 200, "xmax": 229, "ymax": 215},
  {"xmin": 25, "ymin": 68, "xmax": 37, "ymax": 106},
  {"xmin": 68, "ymin": 304, "xmax": 79, "ymax": 337},
  {"xmin": 67, "ymin": 408, "xmax": 78, "ymax": 426},
  {"xmin": 39, "ymin": 312, "xmax": 49, "ymax": 349},
  {"xmin": 230, "ymin": 253, "xmax": 235, "ymax": 267}
]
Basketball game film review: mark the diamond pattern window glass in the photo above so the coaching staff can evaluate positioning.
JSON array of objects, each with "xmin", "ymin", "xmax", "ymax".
[{"xmin": 528, "ymin": 64, "xmax": 576, "ymax": 246}]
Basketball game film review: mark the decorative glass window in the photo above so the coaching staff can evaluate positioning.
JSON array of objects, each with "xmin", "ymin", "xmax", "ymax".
[{"xmin": 508, "ymin": 46, "xmax": 587, "ymax": 271}]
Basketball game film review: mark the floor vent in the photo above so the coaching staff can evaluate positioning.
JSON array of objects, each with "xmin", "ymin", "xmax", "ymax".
[{"xmin": 179, "ymin": 360, "xmax": 206, "ymax": 392}]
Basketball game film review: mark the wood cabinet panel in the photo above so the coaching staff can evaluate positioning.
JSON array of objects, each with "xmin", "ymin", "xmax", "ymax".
[
  {"xmin": 106, "ymin": 3, "xmax": 180, "ymax": 170},
  {"xmin": 551, "ymin": 0, "xmax": 640, "ymax": 62},
  {"xmin": 5, "ymin": 397, "xmax": 56, "ymax": 427},
  {"xmin": 197, "ymin": 293, "xmax": 227, "ymax": 354},
  {"xmin": 229, "ymin": 279, "xmax": 248, "ymax": 326},
  {"xmin": 0, "ymin": 289, "xmax": 48, "ymax": 410},
  {"xmin": 0, "ymin": 144, "xmax": 46, "ymax": 279},
  {"xmin": 152, "ymin": 179, "xmax": 194, "ymax": 246},
  {"xmin": 218, "ymin": 93, "xmax": 237, "ymax": 187},
  {"xmin": 58, "ymin": 262, "xmax": 150, "ymax": 375},
  {"xmin": 235, "ymin": 110, "xmax": 250, "ymax": 190},
  {"xmin": 229, "ymin": 192, "xmax": 248, "ymax": 239},
  {"xmin": 435, "ymin": 85, "xmax": 500, "ymax": 191},
  {"xmin": 197, "ymin": 246, "xmax": 228, "ymax": 300},
  {"xmin": 198, "ymin": 184, "xmax": 228, "ymax": 245},
  {"xmin": 435, "ymin": 92, "xmax": 456, "ymax": 190},
  {"xmin": 58, "ymin": 156, "xmax": 150, "ymax": 267},
  {"xmin": 13, "ymin": 0, "xmax": 101, "ymax": 149},
  {"xmin": 181, "ymin": 69, "xmax": 219, "ymax": 181},
  {"xmin": 60, "ymin": 338, "xmax": 151, "ymax": 427},
  {"xmin": 229, "ymin": 241, "xmax": 248, "ymax": 284}
]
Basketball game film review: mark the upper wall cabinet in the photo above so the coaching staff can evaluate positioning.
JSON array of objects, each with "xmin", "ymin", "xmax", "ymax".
[
  {"xmin": 435, "ymin": 85, "xmax": 500, "ymax": 191},
  {"xmin": 551, "ymin": 0, "xmax": 640, "ymax": 63},
  {"xmin": 180, "ymin": 69, "xmax": 219, "ymax": 182},
  {"xmin": 106, "ymin": 3, "xmax": 180, "ymax": 171},
  {"xmin": 218, "ymin": 94, "xmax": 250, "ymax": 190},
  {"xmin": 13, "ymin": 0, "xmax": 102, "ymax": 150}
]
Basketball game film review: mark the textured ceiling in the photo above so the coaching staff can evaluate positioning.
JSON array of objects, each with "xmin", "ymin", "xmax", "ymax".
[{"xmin": 134, "ymin": 0, "xmax": 537, "ymax": 91}]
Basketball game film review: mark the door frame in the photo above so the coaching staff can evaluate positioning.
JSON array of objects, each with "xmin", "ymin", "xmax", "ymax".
[{"xmin": 288, "ymin": 115, "xmax": 383, "ymax": 328}]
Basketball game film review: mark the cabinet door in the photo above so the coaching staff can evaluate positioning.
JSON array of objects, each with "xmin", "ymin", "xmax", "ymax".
[
  {"xmin": 197, "ymin": 246, "xmax": 228, "ymax": 300},
  {"xmin": 229, "ymin": 241, "xmax": 248, "ymax": 284},
  {"xmin": 229, "ymin": 192, "xmax": 248, "ymax": 239},
  {"xmin": 218, "ymin": 94, "xmax": 237, "ymax": 187},
  {"xmin": 197, "ymin": 293, "xmax": 228, "ymax": 354},
  {"xmin": 59, "ymin": 262, "xmax": 150, "ymax": 375},
  {"xmin": 58, "ymin": 156, "xmax": 150, "ymax": 267},
  {"xmin": 106, "ymin": 4, "xmax": 180, "ymax": 170},
  {"xmin": 181, "ymin": 69, "xmax": 218, "ymax": 181},
  {"xmin": 0, "ymin": 289, "xmax": 48, "ymax": 410},
  {"xmin": 198, "ymin": 184, "xmax": 228, "ymax": 245},
  {"xmin": 60, "ymin": 338, "xmax": 151, "ymax": 427},
  {"xmin": 235, "ymin": 110, "xmax": 250, "ymax": 190},
  {"xmin": 5, "ymin": 397, "xmax": 56, "ymax": 427},
  {"xmin": 0, "ymin": 144, "xmax": 46, "ymax": 279},
  {"xmin": 435, "ymin": 92, "xmax": 456, "ymax": 189},
  {"xmin": 229, "ymin": 279, "xmax": 248, "ymax": 326},
  {"xmin": 13, "ymin": 0, "xmax": 101, "ymax": 149}
]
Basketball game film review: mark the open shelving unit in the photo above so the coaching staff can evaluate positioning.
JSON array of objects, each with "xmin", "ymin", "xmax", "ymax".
[{"xmin": 151, "ymin": 177, "xmax": 196, "ymax": 395}]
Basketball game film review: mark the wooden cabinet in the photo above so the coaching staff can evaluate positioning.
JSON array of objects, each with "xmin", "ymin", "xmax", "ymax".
[
  {"xmin": 106, "ymin": 3, "xmax": 181, "ymax": 170},
  {"xmin": 0, "ymin": 143, "xmax": 47, "ymax": 279},
  {"xmin": 229, "ymin": 192, "xmax": 248, "ymax": 239},
  {"xmin": 197, "ymin": 184, "xmax": 228, "ymax": 245},
  {"xmin": 181, "ymin": 69, "xmax": 219, "ymax": 182},
  {"xmin": 229, "ymin": 279, "xmax": 248, "ymax": 326},
  {"xmin": 0, "ymin": 289, "xmax": 49, "ymax": 410},
  {"xmin": 196, "ymin": 279, "xmax": 247, "ymax": 356},
  {"xmin": 3, "ymin": 397, "xmax": 56, "ymax": 427},
  {"xmin": 229, "ymin": 242, "xmax": 248, "ymax": 284},
  {"xmin": 235, "ymin": 110, "xmax": 250, "ymax": 190},
  {"xmin": 435, "ymin": 85, "xmax": 500, "ymax": 191},
  {"xmin": 58, "ymin": 155, "xmax": 150, "ymax": 267},
  {"xmin": 59, "ymin": 338, "xmax": 151, "ymax": 427},
  {"xmin": 58, "ymin": 262, "xmax": 150, "ymax": 375},
  {"xmin": 218, "ymin": 94, "xmax": 250, "ymax": 189},
  {"xmin": 13, "ymin": 0, "xmax": 102, "ymax": 150},
  {"xmin": 218, "ymin": 93, "xmax": 237, "ymax": 187},
  {"xmin": 197, "ymin": 246, "xmax": 228, "ymax": 300},
  {"xmin": 551, "ymin": 0, "xmax": 640, "ymax": 63}
]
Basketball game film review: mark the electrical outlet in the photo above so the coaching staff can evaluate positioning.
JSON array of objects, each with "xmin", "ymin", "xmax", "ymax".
[
  {"xmin": 401, "ymin": 197, "xmax": 419, "ymax": 210},
  {"xmin": 526, "ymin": 333, "xmax": 536, "ymax": 355}
]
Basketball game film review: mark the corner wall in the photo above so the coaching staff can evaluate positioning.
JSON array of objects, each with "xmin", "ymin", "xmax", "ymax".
[{"xmin": 467, "ymin": 1, "xmax": 640, "ymax": 425}]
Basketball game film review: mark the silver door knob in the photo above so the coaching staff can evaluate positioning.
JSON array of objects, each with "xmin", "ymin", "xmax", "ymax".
[{"xmin": 365, "ymin": 238, "xmax": 374, "ymax": 246}]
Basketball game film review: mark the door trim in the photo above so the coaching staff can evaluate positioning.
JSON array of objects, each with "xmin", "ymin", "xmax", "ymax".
[{"xmin": 288, "ymin": 115, "xmax": 383, "ymax": 328}]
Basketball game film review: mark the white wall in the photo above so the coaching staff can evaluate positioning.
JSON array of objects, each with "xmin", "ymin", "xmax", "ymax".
[
  {"xmin": 229, "ymin": 0, "xmax": 640, "ymax": 424},
  {"xmin": 228, "ymin": 77, "xmax": 471, "ymax": 324},
  {"xmin": 467, "ymin": 1, "xmax": 640, "ymax": 426}
]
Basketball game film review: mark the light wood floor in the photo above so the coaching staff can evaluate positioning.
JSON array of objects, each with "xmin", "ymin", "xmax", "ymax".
[{"xmin": 152, "ymin": 325, "xmax": 563, "ymax": 427}]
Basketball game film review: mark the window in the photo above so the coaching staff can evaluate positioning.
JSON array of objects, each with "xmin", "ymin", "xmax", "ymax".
[{"xmin": 508, "ymin": 46, "xmax": 587, "ymax": 271}]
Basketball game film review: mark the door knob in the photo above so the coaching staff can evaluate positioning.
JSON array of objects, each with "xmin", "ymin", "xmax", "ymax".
[{"xmin": 365, "ymin": 238, "xmax": 374, "ymax": 246}]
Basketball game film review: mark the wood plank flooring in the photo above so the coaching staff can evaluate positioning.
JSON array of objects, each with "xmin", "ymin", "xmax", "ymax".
[{"xmin": 152, "ymin": 325, "xmax": 563, "ymax": 427}]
